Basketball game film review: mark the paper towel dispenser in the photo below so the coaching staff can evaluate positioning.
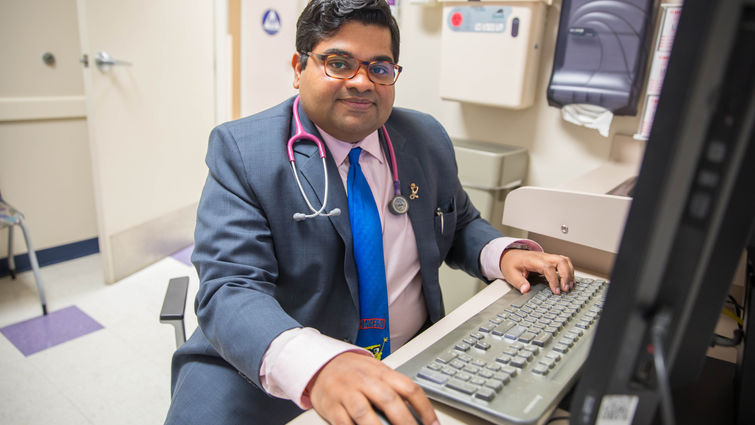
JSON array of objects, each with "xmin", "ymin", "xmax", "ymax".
[
  {"xmin": 439, "ymin": 0, "xmax": 551, "ymax": 109},
  {"xmin": 546, "ymin": 0, "xmax": 655, "ymax": 115}
]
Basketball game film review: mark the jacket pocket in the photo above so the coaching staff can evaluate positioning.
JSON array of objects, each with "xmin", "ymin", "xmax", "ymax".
[{"xmin": 434, "ymin": 197, "xmax": 457, "ymax": 259}]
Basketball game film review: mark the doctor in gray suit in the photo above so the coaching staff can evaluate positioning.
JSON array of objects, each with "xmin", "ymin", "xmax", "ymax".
[{"xmin": 165, "ymin": 1, "xmax": 574, "ymax": 424}]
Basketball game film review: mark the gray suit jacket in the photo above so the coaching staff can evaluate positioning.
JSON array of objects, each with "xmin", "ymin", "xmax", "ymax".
[{"xmin": 167, "ymin": 97, "xmax": 503, "ymax": 424}]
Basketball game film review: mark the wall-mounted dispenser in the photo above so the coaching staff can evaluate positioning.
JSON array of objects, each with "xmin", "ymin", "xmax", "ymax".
[{"xmin": 439, "ymin": 0, "xmax": 551, "ymax": 109}]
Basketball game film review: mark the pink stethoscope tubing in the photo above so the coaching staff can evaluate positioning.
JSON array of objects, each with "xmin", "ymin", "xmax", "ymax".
[{"xmin": 287, "ymin": 96, "xmax": 404, "ymax": 221}]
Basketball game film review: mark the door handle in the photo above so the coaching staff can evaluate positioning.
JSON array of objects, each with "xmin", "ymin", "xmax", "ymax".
[{"xmin": 95, "ymin": 51, "xmax": 132, "ymax": 72}]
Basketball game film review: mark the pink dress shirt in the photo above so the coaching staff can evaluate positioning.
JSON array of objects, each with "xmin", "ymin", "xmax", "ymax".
[{"xmin": 259, "ymin": 128, "xmax": 542, "ymax": 408}]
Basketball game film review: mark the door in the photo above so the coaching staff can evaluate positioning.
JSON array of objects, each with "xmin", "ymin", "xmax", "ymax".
[{"xmin": 77, "ymin": 0, "xmax": 217, "ymax": 282}]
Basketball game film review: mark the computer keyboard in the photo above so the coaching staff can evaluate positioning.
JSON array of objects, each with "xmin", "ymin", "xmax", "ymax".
[{"xmin": 396, "ymin": 276, "xmax": 608, "ymax": 424}]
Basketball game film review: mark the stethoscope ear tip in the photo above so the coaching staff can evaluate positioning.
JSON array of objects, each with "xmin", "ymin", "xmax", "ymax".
[
  {"xmin": 329, "ymin": 208, "xmax": 342, "ymax": 217},
  {"xmin": 293, "ymin": 213, "xmax": 307, "ymax": 221}
]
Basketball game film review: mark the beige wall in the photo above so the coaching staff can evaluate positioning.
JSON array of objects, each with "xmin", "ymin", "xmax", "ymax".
[
  {"xmin": 394, "ymin": 2, "xmax": 642, "ymax": 189},
  {"xmin": 2, "ymin": 0, "xmax": 649, "ymax": 264},
  {"xmin": 237, "ymin": 2, "xmax": 643, "ymax": 189},
  {"xmin": 0, "ymin": 0, "xmax": 97, "ymax": 258}
]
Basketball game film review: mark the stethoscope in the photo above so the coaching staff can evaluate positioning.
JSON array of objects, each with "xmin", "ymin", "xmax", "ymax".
[{"xmin": 287, "ymin": 96, "xmax": 409, "ymax": 221}]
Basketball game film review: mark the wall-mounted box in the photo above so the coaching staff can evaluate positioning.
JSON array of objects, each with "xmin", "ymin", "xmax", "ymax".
[{"xmin": 439, "ymin": 0, "xmax": 551, "ymax": 109}]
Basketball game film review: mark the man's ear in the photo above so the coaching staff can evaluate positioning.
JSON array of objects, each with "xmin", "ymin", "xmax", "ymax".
[{"xmin": 292, "ymin": 52, "xmax": 302, "ymax": 89}]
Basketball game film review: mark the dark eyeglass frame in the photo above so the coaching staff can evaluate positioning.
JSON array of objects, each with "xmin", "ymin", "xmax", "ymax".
[{"xmin": 304, "ymin": 52, "xmax": 403, "ymax": 86}]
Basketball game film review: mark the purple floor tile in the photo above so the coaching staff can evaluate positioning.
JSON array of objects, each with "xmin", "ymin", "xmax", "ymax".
[
  {"xmin": 0, "ymin": 306, "xmax": 104, "ymax": 356},
  {"xmin": 171, "ymin": 244, "xmax": 194, "ymax": 266}
]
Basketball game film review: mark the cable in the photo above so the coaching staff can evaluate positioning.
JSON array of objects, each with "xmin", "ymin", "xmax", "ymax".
[
  {"xmin": 651, "ymin": 309, "xmax": 675, "ymax": 425},
  {"xmin": 546, "ymin": 416, "xmax": 570, "ymax": 424}
]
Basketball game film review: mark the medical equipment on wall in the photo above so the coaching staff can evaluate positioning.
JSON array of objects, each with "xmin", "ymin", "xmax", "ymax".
[
  {"xmin": 287, "ymin": 96, "xmax": 409, "ymax": 221},
  {"xmin": 547, "ymin": 0, "xmax": 655, "ymax": 115},
  {"xmin": 438, "ymin": 0, "xmax": 551, "ymax": 109}
]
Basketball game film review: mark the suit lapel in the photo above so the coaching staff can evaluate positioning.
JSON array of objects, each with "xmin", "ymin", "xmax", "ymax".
[
  {"xmin": 291, "ymin": 104, "xmax": 359, "ymax": 307},
  {"xmin": 382, "ymin": 123, "xmax": 440, "ymax": 285}
]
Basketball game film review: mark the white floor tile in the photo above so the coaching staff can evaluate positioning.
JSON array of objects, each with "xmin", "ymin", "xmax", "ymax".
[{"xmin": 0, "ymin": 253, "xmax": 198, "ymax": 425}]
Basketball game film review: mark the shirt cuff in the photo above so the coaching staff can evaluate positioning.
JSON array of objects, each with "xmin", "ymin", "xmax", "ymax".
[
  {"xmin": 480, "ymin": 237, "xmax": 543, "ymax": 281},
  {"xmin": 259, "ymin": 327, "xmax": 372, "ymax": 409}
]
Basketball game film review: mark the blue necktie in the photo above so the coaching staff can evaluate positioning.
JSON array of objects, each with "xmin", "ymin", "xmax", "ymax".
[{"xmin": 347, "ymin": 147, "xmax": 390, "ymax": 359}]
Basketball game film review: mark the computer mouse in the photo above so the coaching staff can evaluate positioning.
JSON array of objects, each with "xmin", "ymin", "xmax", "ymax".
[{"xmin": 373, "ymin": 403, "xmax": 422, "ymax": 424}]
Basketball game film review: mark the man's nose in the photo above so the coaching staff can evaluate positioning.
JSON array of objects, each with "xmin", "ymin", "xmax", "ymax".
[{"xmin": 346, "ymin": 64, "xmax": 374, "ymax": 89}]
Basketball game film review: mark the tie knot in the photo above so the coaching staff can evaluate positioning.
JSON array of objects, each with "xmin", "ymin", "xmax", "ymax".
[{"xmin": 348, "ymin": 147, "xmax": 363, "ymax": 165}]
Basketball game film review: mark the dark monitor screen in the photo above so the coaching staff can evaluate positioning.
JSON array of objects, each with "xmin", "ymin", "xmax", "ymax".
[{"xmin": 570, "ymin": 0, "xmax": 755, "ymax": 424}]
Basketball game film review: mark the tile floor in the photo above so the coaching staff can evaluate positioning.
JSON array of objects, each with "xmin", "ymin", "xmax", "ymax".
[{"xmin": 0, "ymin": 248, "xmax": 200, "ymax": 425}]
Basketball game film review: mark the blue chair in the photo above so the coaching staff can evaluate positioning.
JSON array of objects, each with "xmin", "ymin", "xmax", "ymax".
[{"xmin": 0, "ymin": 192, "xmax": 48, "ymax": 315}]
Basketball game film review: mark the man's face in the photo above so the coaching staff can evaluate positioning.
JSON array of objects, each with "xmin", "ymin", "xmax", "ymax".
[{"xmin": 292, "ymin": 22, "xmax": 396, "ymax": 143}]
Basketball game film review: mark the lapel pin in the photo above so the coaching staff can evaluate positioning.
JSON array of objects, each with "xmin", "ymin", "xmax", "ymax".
[{"xmin": 409, "ymin": 183, "xmax": 419, "ymax": 200}]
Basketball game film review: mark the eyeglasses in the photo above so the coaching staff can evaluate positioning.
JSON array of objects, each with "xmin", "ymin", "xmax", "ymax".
[{"xmin": 305, "ymin": 52, "xmax": 403, "ymax": 86}]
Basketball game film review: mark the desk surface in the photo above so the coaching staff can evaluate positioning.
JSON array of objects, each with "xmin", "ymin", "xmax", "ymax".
[{"xmin": 288, "ymin": 279, "xmax": 572, "ymax": 425}]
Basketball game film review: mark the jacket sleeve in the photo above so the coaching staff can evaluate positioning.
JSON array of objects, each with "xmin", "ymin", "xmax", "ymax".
[{"xmin": 191, "ymin": 123, "xmax": 301, "ymax": 388}]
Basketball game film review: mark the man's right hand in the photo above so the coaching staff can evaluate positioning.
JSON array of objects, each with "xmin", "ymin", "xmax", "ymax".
[{"xmin": 309, "ymin": 352, "xmax": 439, "ymax": 425}]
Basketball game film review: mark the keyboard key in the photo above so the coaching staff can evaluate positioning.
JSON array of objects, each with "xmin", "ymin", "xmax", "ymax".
[
  {"xmin": 518, "ymin": 350, "xmax": 534, "ymax": 361},
  {"xmin": 553, "ymin": 343, "xmax": 569, "ymax": 353},
  {"xmin": 455, "ymin": 342, "xmax": 471, "ymax": 352},
  {"xmin": 494, "ymin": 372, "xmax": 512, "ymax": 383},
  {"xmin": 441, "ymin": 366, "xmax": 458, "ymax": 376},
  {"xmin": 449, "ymin": 359, "xmax": 465, "ymax": 369},
  {"xmin": 519, "ymin": 331, "xmax": 537, "ymax": 343},
  {"xmin": 471, "ymin": 359, "xmax": 486, "ymax": 367},
  {"xmin": 464, "ymin": 365, "xmax": 480, "ymax": 374},
  {"xmin": 458, "ymin": 354, "xmax": 473, "ymax": 363},
  {"xmin": 470, "ymin": 377, "xmax": 486, "ymax": 386},
  {"xmin": 510, "ymin": 356, "xmax": 527, "ymax": 368},
  {"xmin": 533, "ymin": 333, "xmax": 552, "ymax": 347},
  {"xmin": 496, "ymin": 354, "xmax": 512, "ymax": 364},
  {"xmin": 475, "ymin": 341, "xmax": 491, "ymax": 351},
  {"xmin": 532, "ymin": 364, "xmax": 549, "ymax": 375},
  {"xmin": 455, "ymin": 372, "xmax": 472, "ymax": 382},
  {"xmin": 501, "ymin": 366, "xmax": 518, "ymax": 376},
  {"xmin": 538, "ymin": 357, "xmax": 556, "ymax": 369},
  {"xmin": 496, "ymin": 320, "xmax": 516, "ymax": 333},
  {"xmin": 485, "ymin": 362, "xmax": 502, "ymax": 371},
  {"xmin": 478, "ymin": 369, "xmax": 494, "ymax": 379},
  {"xmin": 484, "ymin": 379, "xmax": 504, "ymax": 392},
  {"xmin": 470, "ymin": 332, "xmax": 485, "ymax": 340},
  {"xmin": 436, "ymin": 352, "xmax": 457, "ymax": 364},
  {"xmin": 475, "ymin": 387, "xmax": 497, "ymax": 401},
  {"xmin": 446, "ymin": 378, "xmax": 478, "ymax": 395},
  {"xmin": 417, "ymin": 368, "xmax": 449, "ymax": 384}
]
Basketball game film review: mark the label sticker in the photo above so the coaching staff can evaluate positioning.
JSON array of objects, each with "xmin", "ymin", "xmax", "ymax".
[
  {"xmin": 447, "ymin": 6, "xmax": 512, "ymax": 33},
  {"xmin": 262, "ymin": 9, "xmax": 281, "ymax": 36},
  {"xmin": 595, "ymin": 394, "xmax": 639, "ymax": 425}
]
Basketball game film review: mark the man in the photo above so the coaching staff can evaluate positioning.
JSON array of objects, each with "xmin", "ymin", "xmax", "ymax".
[{"xmin": 165, "ymin": 1, "xmax": 574, "ymax": 424}]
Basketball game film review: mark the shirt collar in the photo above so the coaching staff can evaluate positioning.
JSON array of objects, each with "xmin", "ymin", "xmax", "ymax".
[{"xmin": 315, "ymin": 125, "xmax": 384, "ymax": 167}]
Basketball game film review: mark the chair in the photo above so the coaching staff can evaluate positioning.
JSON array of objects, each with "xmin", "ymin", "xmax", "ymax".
[
  {"xmin": 0, "ymin": 192, "xmax": 48, "ymax": 315},
  {"xmin": 160, "ymin": 276, "xmax": 190, "ymax": 348}
]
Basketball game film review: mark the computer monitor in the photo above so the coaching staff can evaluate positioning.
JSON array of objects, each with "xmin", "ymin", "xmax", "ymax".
[{"xmin": 569, "ymin": 0, "xmax": 755, "ymax": 424}]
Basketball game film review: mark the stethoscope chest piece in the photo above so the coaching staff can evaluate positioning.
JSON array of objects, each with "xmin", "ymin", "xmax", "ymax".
[{"xmin": 388, "ymin": 194, "xmax": 409, "ymax": 215}]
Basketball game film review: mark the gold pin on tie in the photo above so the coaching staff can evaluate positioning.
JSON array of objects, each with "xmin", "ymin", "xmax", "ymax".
[{"xmin": 409, "ymin": 183, "xmax": 419, "ymax": 200}]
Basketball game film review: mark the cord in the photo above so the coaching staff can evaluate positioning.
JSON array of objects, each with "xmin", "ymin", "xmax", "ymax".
[
  {"xmin": 546, "ymin": 415, "xmax": 570, "ymax": 424},
  {"xmin": 651, "ymin": 309, "xmax": 676, "ymax": 425}
]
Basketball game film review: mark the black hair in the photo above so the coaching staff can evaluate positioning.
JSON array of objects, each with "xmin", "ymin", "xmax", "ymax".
[{"xmin": 296, "ymin": 0, "xmax": 400, "ymax": 68}]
